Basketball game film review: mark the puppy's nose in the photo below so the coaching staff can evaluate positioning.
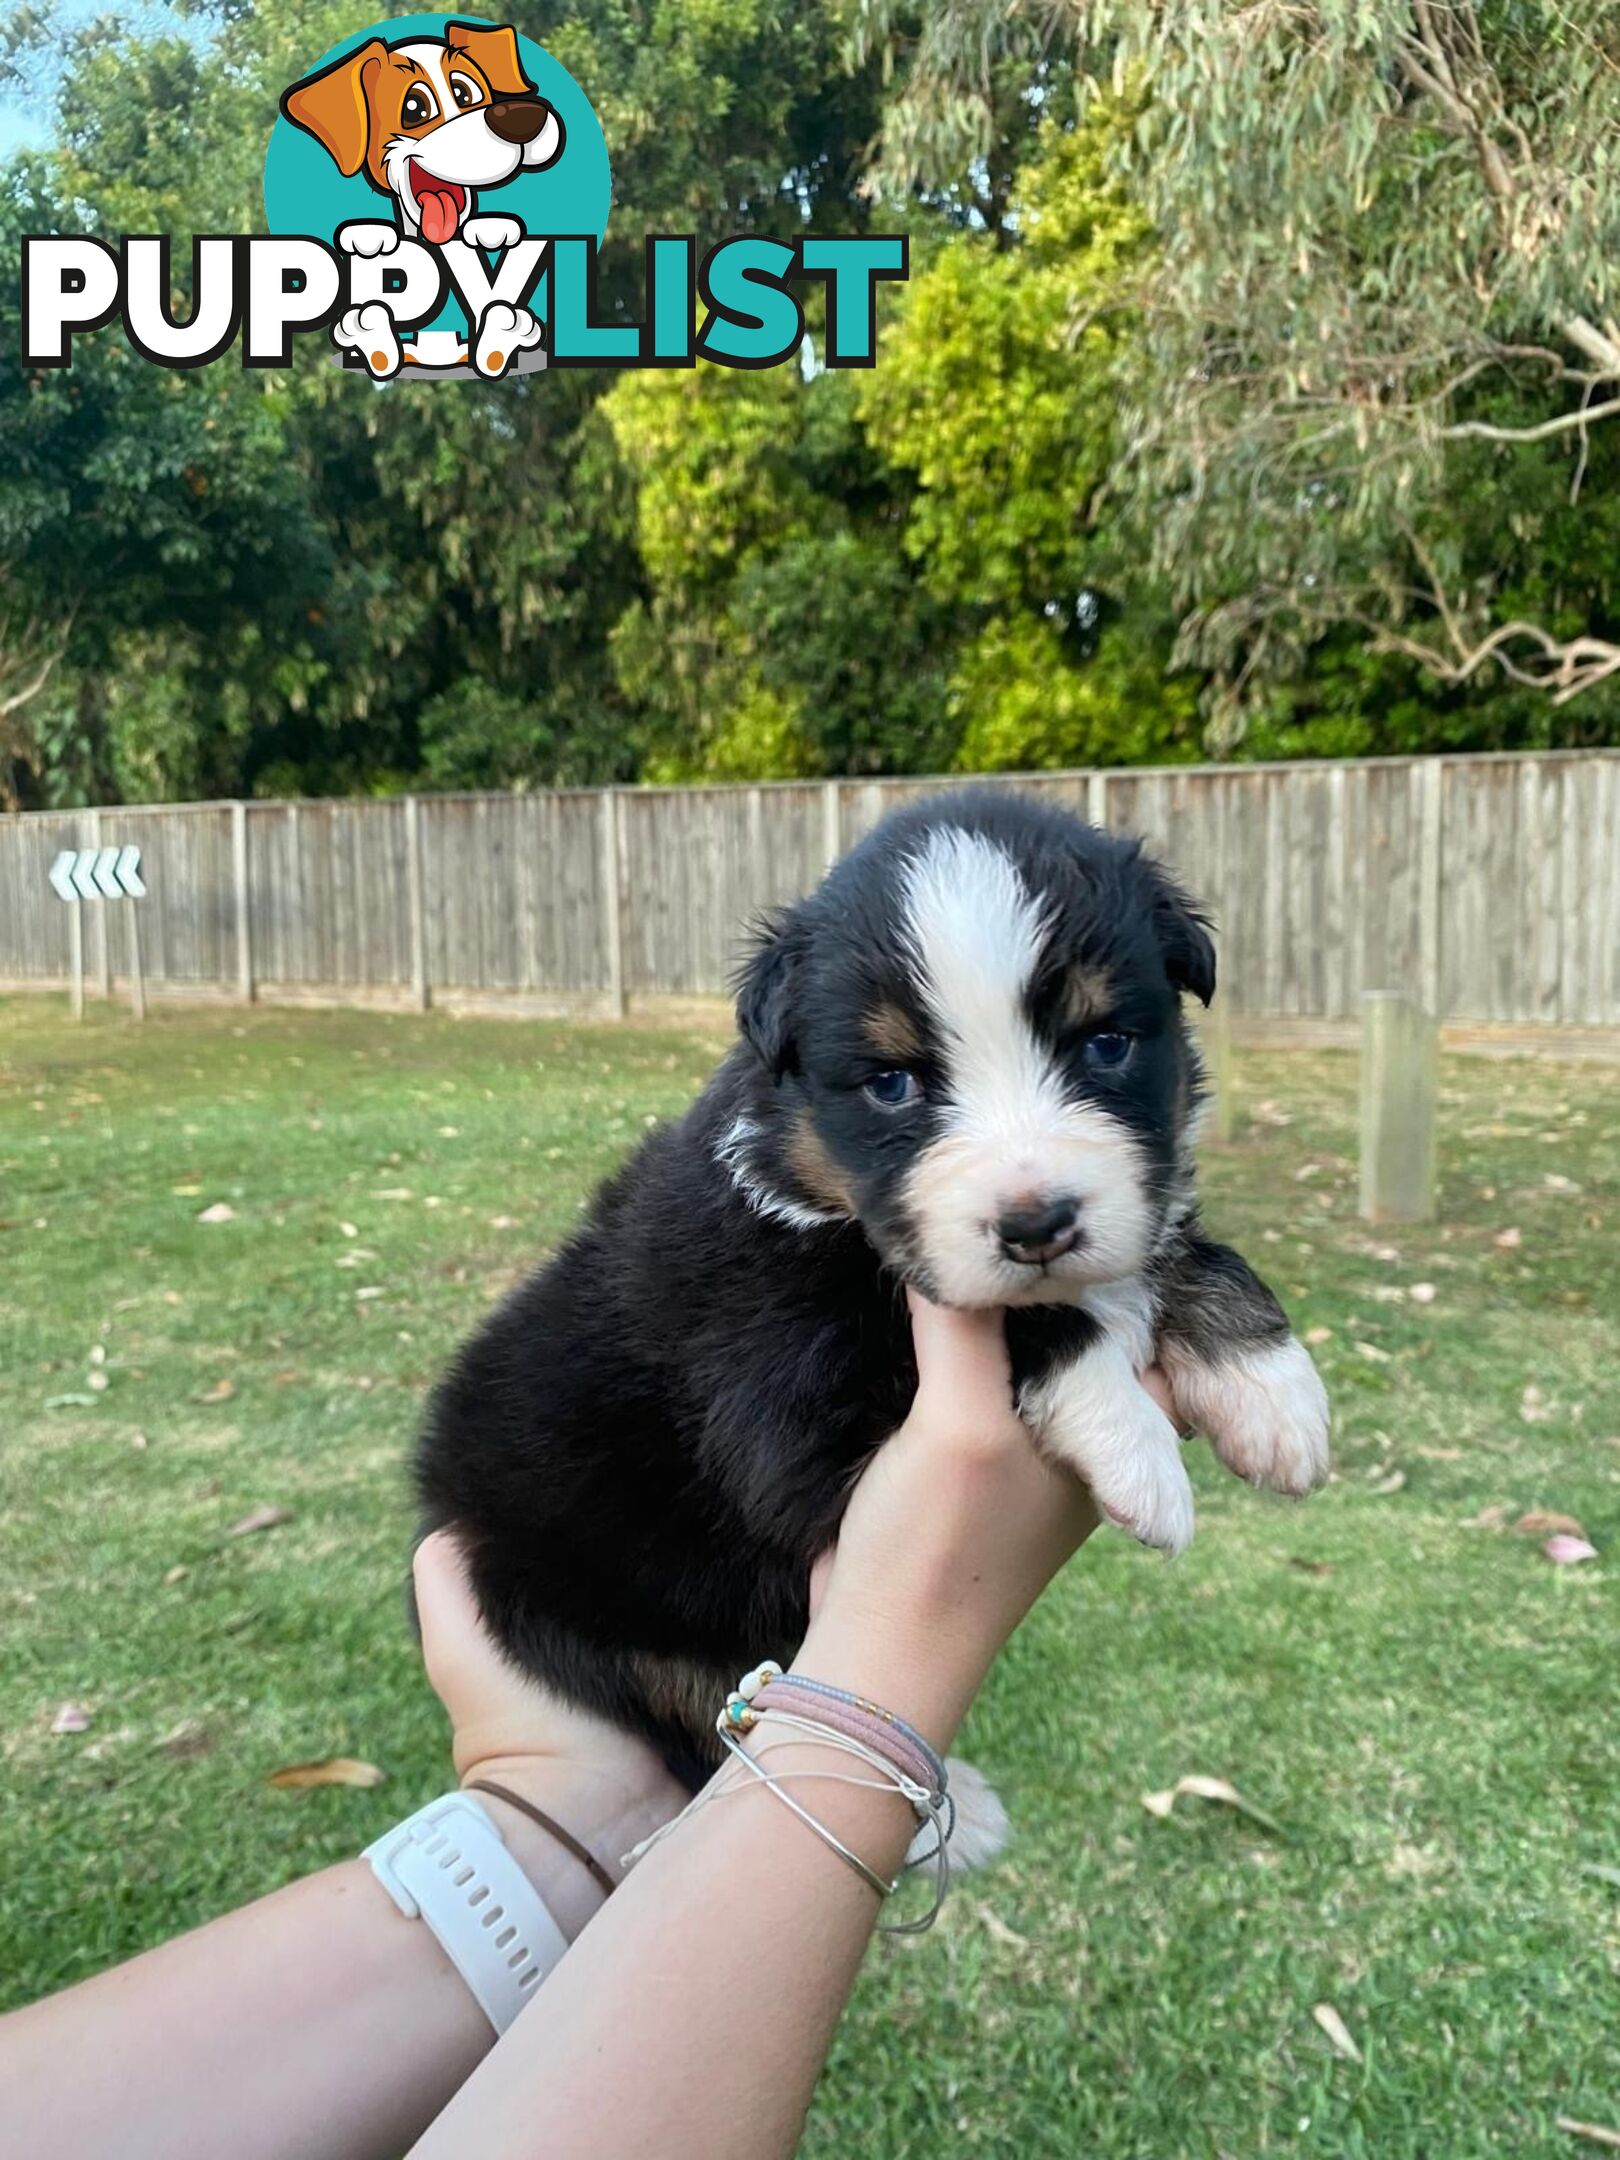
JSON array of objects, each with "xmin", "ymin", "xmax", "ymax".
[
  {"xmin": 487, "ymin": 97, "xmax": 550, "ymax": 145},
  {"xmin": 996, "ymin": 1196, "xmax": 1080, "ymax": 1267}
]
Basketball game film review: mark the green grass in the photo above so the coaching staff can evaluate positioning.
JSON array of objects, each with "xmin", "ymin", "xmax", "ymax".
[{"xmin": 2, "ymin": 997, "xmax": 1617, "ymax": 2157}]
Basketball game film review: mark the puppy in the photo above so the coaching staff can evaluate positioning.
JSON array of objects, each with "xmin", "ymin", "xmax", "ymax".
[
  {"xmin": 280, "ymin": 20, "xmax": 562, "ymax": 376},
  {"xmin": 417, "ymin": 789, "xmax": 1330, "ymax": 1806}
]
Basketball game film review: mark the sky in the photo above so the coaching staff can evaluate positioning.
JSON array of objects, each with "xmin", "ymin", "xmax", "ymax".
[{"xmin": 0, "ymin": 2, "xmax": 211, "ymax": 158}]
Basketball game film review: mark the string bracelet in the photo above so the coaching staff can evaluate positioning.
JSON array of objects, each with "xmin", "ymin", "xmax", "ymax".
[{"xmin": 624, "ymin": 1663, "xmax": 957, "ymax": 1933}]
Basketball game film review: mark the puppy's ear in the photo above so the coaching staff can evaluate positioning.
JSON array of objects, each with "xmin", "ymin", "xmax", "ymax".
[
  {"xmin": 281, "ymin": 39, "xmax": 386, "ymax": 178},
  {"xmin": 1151, "ymin": 871, "xmax": 1217, "ymax": 1007},
  {"xmin": 736, "ymin": 910, "xmax": 810, "ymax": 1080},
  {"xmin": 445, "ymin": 20, "xmax": 535, "ymax": 97}
]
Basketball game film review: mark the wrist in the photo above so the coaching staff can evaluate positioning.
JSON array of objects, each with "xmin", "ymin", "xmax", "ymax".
[
  {"xmin": 792, "ymin": 1601, "xmax": 993, "ymax": 1757},
  {"xmin": 459, "ymin": 1754, "xmax": 684, "ymax": 1940}
]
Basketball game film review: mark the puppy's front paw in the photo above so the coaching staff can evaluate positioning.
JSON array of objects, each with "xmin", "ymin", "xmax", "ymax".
[
  {"xmin": 336, "ymin": 221, "xmax": 400, "ymax": 258},
  {"xmin": 906, "ymin": 1758, "xmax": 1009, "ymax": 1873},
  {"xmin": 1165, "ymin": 1336, "xmax": 1330, "ymax": 1498},
  {"xmin": 1023, "ymin": 1340, "xmax": 1195, "ymax": 1557},
  {"xmin": 462, "ymin": 214, "xmax": 524, "ymax": 251}
]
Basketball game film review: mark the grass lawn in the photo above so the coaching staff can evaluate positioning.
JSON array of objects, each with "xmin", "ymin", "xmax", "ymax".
[{"xmin": 2, "ymin": 995, "xmax": 1617, "ymax": 2157}]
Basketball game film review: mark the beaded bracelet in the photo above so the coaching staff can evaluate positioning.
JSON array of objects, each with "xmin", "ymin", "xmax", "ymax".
[{"xmin": 623, "ymin": 1661, "xmax": 957, "ymax": 1932}]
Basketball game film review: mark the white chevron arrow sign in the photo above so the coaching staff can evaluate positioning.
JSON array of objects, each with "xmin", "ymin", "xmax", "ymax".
[{"xmin": 49, "ymin": 846, "xmax": 146, "ymax": 902}]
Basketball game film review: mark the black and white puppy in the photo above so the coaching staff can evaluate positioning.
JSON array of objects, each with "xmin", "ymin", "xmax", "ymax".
[{"xmin": 417, "ymin": 788, "xmax": 1330, "ymax": 1800}]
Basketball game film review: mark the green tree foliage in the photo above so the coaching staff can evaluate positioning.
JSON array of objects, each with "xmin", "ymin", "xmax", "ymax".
[{"xmin": 2, "ymin": 0, "xmax": 1614, "ymax": 807}]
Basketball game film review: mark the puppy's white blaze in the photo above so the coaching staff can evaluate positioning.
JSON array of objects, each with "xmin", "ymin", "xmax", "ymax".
[
  {"xmin": 1022, "ymin": 1338, "xmax": 1195, "ymax": 1556},
  {"xmin": 905, "ymin": 1758, "xmax": 1009, "ymax": 1873},
  {"xmin": 714, "ymin": 1116, "xmax": 837, "ymax": 1235},
  {"xmin": 897, "ymin": 828, "xmax": 1155, "ymax": 1305},
  {"xmin": 1163, "ymin": 1335, "xmax": 1331, "ymax": 1498}
]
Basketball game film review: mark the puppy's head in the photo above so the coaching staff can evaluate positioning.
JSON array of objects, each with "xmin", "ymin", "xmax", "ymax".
[
  {"xmin": 732, "ymin": 790, "xmax": 1213, "ymax": 1306},
  {"xmin": 281, "ymin": 22, "xmax": 564, "ymax": 243}
]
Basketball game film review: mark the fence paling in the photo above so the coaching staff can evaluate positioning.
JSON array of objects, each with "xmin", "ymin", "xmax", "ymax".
[{"xmin": 0, "ymin": 751, "xmax": 1616, "ymax": 1029}]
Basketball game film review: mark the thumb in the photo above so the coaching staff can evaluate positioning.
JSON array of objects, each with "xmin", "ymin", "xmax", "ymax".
[{"xmin": 905, "ymin": 1287, "xmax": 1014, "ymax": 1422}]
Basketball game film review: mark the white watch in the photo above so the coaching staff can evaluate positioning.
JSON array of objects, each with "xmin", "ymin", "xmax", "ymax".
[{"xmin": 364, "ymin": 1792, "xmax": 569, "ymax": 2034}]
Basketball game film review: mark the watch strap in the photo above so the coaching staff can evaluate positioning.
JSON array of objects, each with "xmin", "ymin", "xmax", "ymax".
[{"xmin": 364, "ymin": 1792, "xmax": 568, "ymax": 2034}]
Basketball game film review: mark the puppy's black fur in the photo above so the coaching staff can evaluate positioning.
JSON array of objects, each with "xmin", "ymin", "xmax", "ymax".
[{"xmin": 417, "ymin": 789, "xmax": 1316, "ymax": 1790}]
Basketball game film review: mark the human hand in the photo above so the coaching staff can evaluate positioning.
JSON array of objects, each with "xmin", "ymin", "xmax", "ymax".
[
  {"xmin": 801, "ymin": 1293, "xmax": 1176, "ymax": 1751},
  {"xmin": 413, "ymin": 1532, "xmax": 686, "ymax": 1925}
]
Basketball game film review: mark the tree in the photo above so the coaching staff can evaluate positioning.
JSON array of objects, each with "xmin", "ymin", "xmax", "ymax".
[{"xmin": 863, "ymin": 1, "xmax": 1620, "ymax": 746}]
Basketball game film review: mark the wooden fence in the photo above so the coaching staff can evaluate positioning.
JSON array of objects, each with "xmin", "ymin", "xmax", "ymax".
[{"xmin": 1, "ymin": 750, "xmax": 1617, "ymax": 1029}]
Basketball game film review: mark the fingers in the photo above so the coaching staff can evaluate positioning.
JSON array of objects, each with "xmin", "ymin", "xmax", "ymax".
[{"xmin": 905, "ymin": 1287, "xmax": 1015, "ymax": 1425}]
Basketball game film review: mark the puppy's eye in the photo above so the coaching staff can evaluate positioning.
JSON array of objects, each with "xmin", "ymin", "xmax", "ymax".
[
  {"xmin": 1082, "ymin": 1031, "xmax": 1134, "ymax": 1071},
  {"xmin": 449, "ymin": 72, "xmax": 483, "ymax": 110},
  {"xmin": 863, "ymin": 1070, "xmax": 922, "ymax": 1109},
  {"xmin": 402, "ymin": 85, "xmax": 439, "ymax": 127}
]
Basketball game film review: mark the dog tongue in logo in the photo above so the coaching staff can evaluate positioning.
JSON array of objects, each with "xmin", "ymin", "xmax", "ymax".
[{"xmin": 411, "ymin": 164, "xmax": 465, "ymax": 244}]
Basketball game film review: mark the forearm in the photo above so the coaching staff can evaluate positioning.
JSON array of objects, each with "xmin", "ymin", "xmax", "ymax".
[
  {"xmin": 405, "ymin": 1613, "xmax": 989, "ymax": 2160},
  {"xmin": 0, "ymin": 1784, "xmax": 621, "ymax": 2160}
]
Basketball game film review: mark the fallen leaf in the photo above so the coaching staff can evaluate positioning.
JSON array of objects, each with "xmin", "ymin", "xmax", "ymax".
[
  {"xmin": 1413, "ymin": 1446, "xmax": 1462, "ymax": 1462},
  {"xmin": 267, "ymin": 1757, "xmax": 385, "ymax": 1791},
  {"xmin": 86, "ymin": 1370, "xmax": 109, "ymax": 1393},
  {"xmin": 1304, "ymin": 1326, "xmax": 1333, "ymax": 1345},
  {"xmin": 1461, "ymin": 1504, "xmax": 1508, "ymax": 1530},
  {"xmin": 1408, "ymin": 1282, "xmax": 1437, "ymax": 1304},
  {"xmin": 355, "ymin": 1286, "xmax": 385, "ymax": 1301},
  {"xmin": 198, "ymin": 1377, "xmax": 236, "ymax": 1405},
  {"xmin": 1544, "ymin": 1535, "xmax": 1598, "ymax": 1566},
  {"xmin": 1289, "ymin": 1557, "xmax": 1334, "ymax": 1577},
  {"xmin": 1494, "ymin": 1226, "xmax": 1522, "ymax": 1250},
  {"xmin": 1354, "ymin": 1341, "xmax": 1392, "ymax": 1364},
  {"xmin": 489, "ymin": 1215, "xmax": 519, "ymax": 1229},
  {"xmin": 1312, "ymin": 2002, "xmax": 1363, "ymax": 2064},
  {"xmin": 1140, "ymin": 1774, "xmax": 1281, "ymax": 1834},
  {"xmin": 195, "ymin": 1203, "xmax": 236, "ymax": 1224},
  {"xmin": 973, "ymin": 1901, "xmax": 1030, "ymax": 1950},
  {"xmin": 1580, "ymin": 1864, "xmax": 1620, "ymax": 1890},
  {"xmin": 370, "ymin": 1188, "xmax": 413, "ymax": 1201},
  {"xmin": 1544, "ymin": 1173, "xmax": 1581, "ymax": 1194},
  {"xmin": 164, "ymin": 1564, "xmax": 188, "ymax": 1585},
  {"xmin": 1514, "ymin": 1510, "xmax": 1587, "ymax": 1539},
  {"xmin": 1371, "ymin": 1470, "xmax": 1407, "ymax": 1496},
  {"xmin": 339, "ymin": 1221, "xmax": 358, "ymax": 1239},
  {"xmin": 1558, "ymin": 2122, "xmax": 1620, "ymax": 2152},
  {"xmin": 44, "ymin": 1392, "xmax": 96, "ymax": 1409},
  {"xmin": 171, "ymin": 1182, "xmax": 203, "ymax": 1197},
  {"xmin": 160, "ymin": 1723, "xmax": 214, "ymax": 1760},
  {"xmin": 89, "ymin": 1344, "xmax": 106, "ymax": 1366},
  {"xmin": 227, "ymin": 1504, "xmax": 293, "ymax": 1539},
  {"xmin": 51, "ymin": 1702, "xmax": 92, "ymax": 1735}
]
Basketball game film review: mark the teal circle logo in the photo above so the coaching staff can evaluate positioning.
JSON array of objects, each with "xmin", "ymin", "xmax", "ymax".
[{"xmin": 263, "ymin": 13, "xmax": 610, "ymax": 375}]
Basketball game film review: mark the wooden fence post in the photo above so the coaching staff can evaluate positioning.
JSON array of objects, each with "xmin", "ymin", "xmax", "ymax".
[
  {"xmin": 822, "ymin": 780, "xmax": 841, "ymax": 870},
  {"xmin": 599, "ymin": 788, "xmax": 626, "ymax": 1019},
  {"xmin": 1202, "ymin": 993, "xmax": 1236, "ymax": 1145},
  {"xmin": 1418, "ymin": 758, "xmax": 1443, "ymax": 1019},
  {"xmin": 127, "ymin": 902, "xmax": 146, "ymax": 1021},
  {"xmin": 1087, "ymin": 771, "xmax": 1109, "ymax": 829},
  {"xmin": 232, "ymin": 800, "xmax": 254, "ymax": 1004},
  {"xmin": 68, "ymin": 898, "xmax": 84, "ymax": 1022},
  {"xmin": 88, "ymin": 808, "xmax": 111, "ymax": 999},
  {"xmin": 404, "ymin": 794, "xmax": 429, "ymax": 1011},
  {"xmin": 1359, "ymin": 991, "xmax": 1437, "ymax": 1223}
]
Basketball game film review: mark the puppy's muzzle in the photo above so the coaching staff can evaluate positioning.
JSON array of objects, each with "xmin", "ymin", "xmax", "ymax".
[
  {"xmin": 487, "ymin": 97, "xmax": 551, "ymax": 145},
  {"xmin": 996, "ymin": 1195, "xmax": 1081, "ymax": 1267}
]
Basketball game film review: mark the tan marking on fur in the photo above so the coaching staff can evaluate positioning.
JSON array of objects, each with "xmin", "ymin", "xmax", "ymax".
[
  {"xmin": 862, "ymin": 1001, "xmax": 924, "ymax": 1062},
  {"xmin": 627, "ymin": 1650, "xmax": 734, "ymax": 1764},
  {"xmin": 1064, "ymin": 964, "xmax": 1116, "ymax": 1030},
  {"xmin": 787, "ymin": 1113, "xmax": 857, "ymax": 1217}
]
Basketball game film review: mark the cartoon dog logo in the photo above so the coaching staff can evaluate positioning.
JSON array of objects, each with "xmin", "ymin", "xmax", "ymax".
[{"xmin": 280, "ymin": 20, "xmax": 563, "ymax": 377}]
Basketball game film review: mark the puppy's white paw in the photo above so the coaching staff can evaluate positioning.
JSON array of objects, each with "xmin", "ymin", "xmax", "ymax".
[
  {"xmin": 333, "ymin": 302, "xmax": 400, "ymax": 380},
  {"xmin": 905, "ymin": 1758, "xmax": 1009, "ymax": 1873},
  {"xmin": 336, "ymin": 221, "xmax": 399, "ymax": 258},
  {"xmin": 1165, "ymin": 1335, "xmax": 1331, "ymax": 1498},
  {"xmin": 474, "ymin": 300, "xmax": 543, "ymax": 378},
  {"xmin": 1023, "ymin": 1338, "xmax": 1196, "ymax": 1557},
  {"xmin": 462, "ymin": 214, "xmax": 524, "ymax": 251}
]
